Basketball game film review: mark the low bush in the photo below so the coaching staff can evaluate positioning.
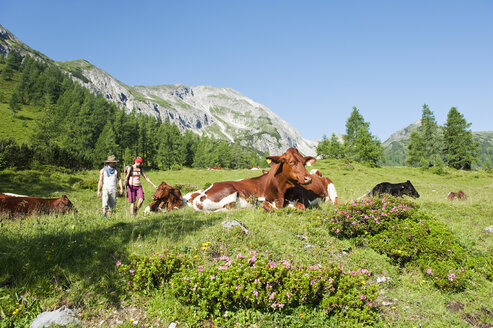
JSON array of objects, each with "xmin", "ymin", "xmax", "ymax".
[
  {"xmin": 323, "ymin": 196, "xmax": 492, "ymax": 291},
  {"xmin": 117, "ymin": 250, "xmax": 379, "ymax": 326}
]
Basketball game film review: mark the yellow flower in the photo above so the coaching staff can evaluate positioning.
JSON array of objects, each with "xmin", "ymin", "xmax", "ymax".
[
  {"xmin": 201, "ymin": 247, "xmax": 207, "ymax": 250},
  {"xmin": 220, "ymin": 251, "xmax": 223, "ymax": 253},
  {"xmin": 194, "ymin": 255, "xmax": 198, "ymax": 258},
  {"xmin": 361, "ymin": 280, "xmax": 366, "ymax": 285}
]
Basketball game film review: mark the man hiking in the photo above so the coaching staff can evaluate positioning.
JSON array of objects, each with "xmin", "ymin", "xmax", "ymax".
[
  {"xmin": 125, "ymin": 157, "xmax": 157, "ymax": 216},
  {"xmin": 97, "ymin": 155, "xmax": 124, "ymax": 218}
]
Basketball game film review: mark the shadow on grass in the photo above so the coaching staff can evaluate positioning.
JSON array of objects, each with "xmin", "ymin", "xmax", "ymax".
[{"xmin": 0, "ymin": 210, "xmax": 217, "ymax": 307}]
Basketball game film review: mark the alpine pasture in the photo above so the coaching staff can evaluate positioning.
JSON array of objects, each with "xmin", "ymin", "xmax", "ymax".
[{"xmin": 1, "ymin": 160, "xmax": 492, "ymax": 327}]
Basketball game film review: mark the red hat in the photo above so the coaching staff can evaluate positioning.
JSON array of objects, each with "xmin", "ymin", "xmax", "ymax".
[{"xmin": 135, "ymin": 157, "xmax": 143, "ymax": 163}]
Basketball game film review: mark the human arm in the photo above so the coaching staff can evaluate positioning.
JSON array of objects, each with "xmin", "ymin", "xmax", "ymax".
[
  {"xmin": 117, "ymin": 169, "xmax": 124, "ymax": 195},
  {"xmin": 97, "ymin": 169, "xmax": 104, "ymax": 197},
  {"xmin": 142, "ymin": 171, "xmax": 157, "ymax": 189}
]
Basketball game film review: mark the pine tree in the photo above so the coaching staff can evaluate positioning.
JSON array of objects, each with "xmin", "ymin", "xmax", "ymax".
[
  {"xmin": 443, "ymin": 107, "xmax": 479, "ymax": 170},
  {"xmin": 343, "ymin": 107, "xmax": 383, "ymax": 165},
  {"xmin": 407, "ymin": 104, "xmax": 444, "ymax": 167},
  {"xmin": 9, "ymin": 91, "xmax": 20, "ymax": 116},
  {"xmin": 343, "ymin": 106, "xmax": 368, "ymax": 157},
  {"xmin": 317, "ymin": 133, "xmax": 345, "ymax": 159}
]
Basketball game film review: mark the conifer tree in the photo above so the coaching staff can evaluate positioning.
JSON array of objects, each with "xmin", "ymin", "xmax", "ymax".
[
  {"xmin": 443, "ymin": 107, "xmax": 479, "ymax": 170},
  {"xmin": 343, "ymin": 107, "xmax": 383, "ymax": 165},
  {"xmin": 316, "ymin": 133, "xmax": 345, "ymax": 159},
  {"xmin": 407, "ymin": 104, "xmax": 444, "ymax": 167},
  {"xmin": 9, "ymin": 91, "xmax": 20, "ymax": 116}
]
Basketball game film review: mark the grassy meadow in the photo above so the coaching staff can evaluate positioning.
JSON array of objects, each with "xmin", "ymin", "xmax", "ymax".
[{"xmin": 0, "ymin": 160, "xmax": 492, "ymax": 327}]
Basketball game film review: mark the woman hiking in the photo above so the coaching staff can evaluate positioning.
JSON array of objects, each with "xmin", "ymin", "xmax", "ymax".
[{"xmin": 125, "ymin": 157, "xmax": 157, "ymax": 216}]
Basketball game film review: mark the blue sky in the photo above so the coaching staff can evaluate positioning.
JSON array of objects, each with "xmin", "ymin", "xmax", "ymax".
[{"xmin": 1, "ymin": 0, "xmax": 492, "ymax": 141}]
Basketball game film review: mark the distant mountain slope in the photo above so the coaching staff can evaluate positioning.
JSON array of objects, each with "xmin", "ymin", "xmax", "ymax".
[
  {"xmin": 0, "ymin": 24, "xmax": 316, "ymax": 156},
  {"xmin": 58, "ymin": 59, "xmax": 316, "ymax": 155},
  {"xmin": 383, "ymin": 120, "xmax": 493, "ymax": 167}
]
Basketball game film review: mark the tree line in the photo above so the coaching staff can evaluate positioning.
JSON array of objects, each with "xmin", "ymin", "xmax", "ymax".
[
  {"xmin": 316, "ymin": 105, "xmax": 480, "ymax": 170},
  {"xmin": 0, "ymin": 52, "xmax": 264, "ymax": 170}
]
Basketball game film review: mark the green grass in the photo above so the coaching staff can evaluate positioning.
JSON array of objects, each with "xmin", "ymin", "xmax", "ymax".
[{"xmin": 1, "ymin": 161, "xmax": 492, "ymax": 327}]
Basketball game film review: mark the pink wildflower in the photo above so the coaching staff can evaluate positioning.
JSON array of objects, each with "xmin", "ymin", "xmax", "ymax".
[
  {"xmin": 360, "ymin": 294, "xmax": 365, "ymax": 300},
  {"xmin": 115, "ymin": 261, "xmax": 121, "ymax": 266},
  {"xmin": 129, "ymin": 270, "xmax": 135, "ymax": 275},
  {"xmin": 210, "ymin": 275, "xmax": 215, "ymax": 280},
  {"xmin": 269, "ymin": 292, "xmax": 276, "ymax": 300},
  {"xmin": 253, "ymin": 290, "xmax": 259, "ymax": 297},
  {"xmin": 426, "ymin": 268, "xmax": 432, "ymax": 275}
]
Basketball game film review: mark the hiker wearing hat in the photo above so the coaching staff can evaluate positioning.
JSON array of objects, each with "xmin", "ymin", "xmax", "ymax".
[
  {"xmin": 125, "ymin": 157, "xmax": 157, "ymax": 216},
  {"xmin": 97, "ymin": 155, "xmax": 124, "ymax": 218}
]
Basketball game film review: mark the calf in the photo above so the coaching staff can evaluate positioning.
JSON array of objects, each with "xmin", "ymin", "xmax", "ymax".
[
  {"xmin": 192, "ymin": 148, "xmax": 316, "ymax": 212},
  {"xmin": 144, "ymin": 182, "xmax": 184, "ymax": 214},
  {"xmin": 208, "ymin": 166, "xmax": 222, "ymax": 170},
  {"xmin": 446, "ymin": 190, "xmax": 467, "ymax": 201},
  {"xmin": 370, "ymin": 180, "xmax": 419, "ymax": 198},
  {"xmin": 0, "ymin": 195, "xmax": 75, "ymax": 218},
  {"xmin": 285, "ymin": 170, "xmax": 339, "ymax": 209}
]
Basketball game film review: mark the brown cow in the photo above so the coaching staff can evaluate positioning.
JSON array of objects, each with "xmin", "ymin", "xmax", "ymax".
[
  {"xmin": 446, "ymin": 190, "xmax": 467, "ymax": 201},
  {"xmin": 248, "ymin": 166, "xmax": 260, "ymax": 170},
  {"xmin": 144, "ymin": 182, "xmax": 184, "ymax": 214},
  {"xmin": 0, "ymin": 195, "xmax": 75, "ymax": 218},
  {"xmin": 285, "ymin": 170, "xmax": 339, "ymax": 210},
  {"xmin": 0, "ymin": 193, "xmax": 28, "ymax": 198},
  {"xmin": 208, "ymin": 166, "xmax": 222, "ymax": 170},
  {"xmin": 191, "ymin": 148, "xmax": 316, "ymax": 212}
]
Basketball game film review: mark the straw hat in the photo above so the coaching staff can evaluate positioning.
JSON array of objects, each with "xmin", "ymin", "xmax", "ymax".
[{"xmin": 104, "ymin": 155, "xmax": 119, "ymax": 163}]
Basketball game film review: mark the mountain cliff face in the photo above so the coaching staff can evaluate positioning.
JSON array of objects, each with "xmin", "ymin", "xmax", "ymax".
[
  {"xmin": 0, "ymin": 24, "xmax": 316, "ymax": 156},
  {"xmin": 56, "ymin": 59, "xmax": 316, "ymax": 156}
]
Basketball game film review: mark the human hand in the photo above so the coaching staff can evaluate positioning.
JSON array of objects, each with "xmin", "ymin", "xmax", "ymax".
[
  {"xmin": 97, "ymin": 191, "xmax": 101, "ymax": 198},
  {"xmin": 119, "ymin": 189, "xmax": 123, "ymax": 196}
]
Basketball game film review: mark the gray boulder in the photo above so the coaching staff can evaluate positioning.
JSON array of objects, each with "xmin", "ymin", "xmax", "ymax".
[{"xmin": 30, "ymin": 306, "xmax": 80, "ymax": 328}]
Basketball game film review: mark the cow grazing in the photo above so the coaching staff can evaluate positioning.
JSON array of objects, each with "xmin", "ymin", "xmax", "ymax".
[
  {"xmin": 285, "ymin": 170, "xmax": 339, "ymax": 209},
  {"xmin": 446, "ymin": 190, "xmax": 467, "ymax": 201},
  {"xmin": 192, "ymin": 148, "xmax": 316, "ymax": 212},
  {"xmin": 0, "ymin": 195, "xmax": 75, "ymax": 218},
  {"xmin": 208, "ymin": 166, "xmax": 222, "ymax": 170},
  {"xmin": 370, "ymin": 180, "xmax": 420, "ymax": 198},
  {"xmin": 144, "ymin": 182, "xmax": 184, "ymax": 214}
]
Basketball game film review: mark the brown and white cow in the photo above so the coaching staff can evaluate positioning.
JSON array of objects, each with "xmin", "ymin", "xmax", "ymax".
[
  {"xmin": 0, "ymin": 193, "xmax": 28, "ymax": 198},
  {"xmin": 191, "ymin": 148, "xmax": 316, "ymax": 212},
  {"xmin": 248, "ymin": 166, "xmax": 260, "ymax": 170},
  {"xmin": 0, "ymin": 195, "xmax": 75, "ymax": 218},
  {"xmin": 144, "ymin": 182, "xmax": 184, "ymax": 214},
  {"xmin": 208, "ymin": 166, "xmax": 222, "ymax": 170},
  {"xmin": 446, "ymin": 190, "xmax": 467, "ymax": 201},
  {"xmin": 284, "ymin": 169, "xmax": 339, "ymax": 210}
]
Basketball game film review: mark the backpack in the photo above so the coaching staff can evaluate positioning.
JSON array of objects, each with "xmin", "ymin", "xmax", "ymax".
[{"xmin": 125, "ymin": 165, "xmax": 144, "ymax": 186}]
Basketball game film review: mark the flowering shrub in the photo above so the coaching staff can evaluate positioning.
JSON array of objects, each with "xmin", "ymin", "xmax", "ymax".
[
  {"xmin": 323, "ymin": 196, "xmax": 485, "ymax": 291},
  {"xmin": 116, "ymin": 249, "xmax": 192, "ymax": 294},
  {"xmin": 168, "ymin": 251, "xmax": 378, "ymax": 325},
  {"xmin": 325, "ymin": 196, "xmax": 418, "ymax": 238}
]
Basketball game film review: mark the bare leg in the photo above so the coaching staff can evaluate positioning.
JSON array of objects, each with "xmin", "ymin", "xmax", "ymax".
[
  {"xmin": 130, "ymin": 203, "xmax": 136, "ymax": 216},
  {"xmin": 136, "ymin": 198, "xmax": 144, "ymax": 212}
]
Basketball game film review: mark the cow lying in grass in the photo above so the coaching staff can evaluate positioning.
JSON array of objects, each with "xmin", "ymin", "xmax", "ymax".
[
  {"xmin": 144, "ymin": 182, "xmax": 183, "ymax": 214},
  {"xmin": 370, "ymin": 180, "xmax": 420, "ymax": 198},
  {"xmin": 190, "ymin": 148, "xmax": 316, "ymax": 212},
  {"xmin": 446, "ymin": 190, "xmax": 467, "ymax": 201},
  {"xmin": 0, "ymin": 194, "xmax": 75, "ymax": 218},
  {"xmin": 284, "ymin": 169, "xmax": 339, "ymax": 210}
]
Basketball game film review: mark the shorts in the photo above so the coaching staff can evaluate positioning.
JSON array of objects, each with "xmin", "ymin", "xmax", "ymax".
[
  {"xmin": 102, "ymin": 188, "xmax": 117, "ymax": 210},
  {"xmin": 127, "ymin": 185, "xmax": 144, "ymax": 203}
]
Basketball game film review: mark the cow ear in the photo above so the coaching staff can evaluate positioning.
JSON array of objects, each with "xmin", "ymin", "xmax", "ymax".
[
  {"xmin": 304, "ymin": 156, "xmax": 316, "ymax": 166},
  {"xmin": 401, "ymin": 185, "xmax": 405, "ymax": 189},
  {"xmin": 266, "ymin": 156, "xmax": 281, "ymax": 164}
]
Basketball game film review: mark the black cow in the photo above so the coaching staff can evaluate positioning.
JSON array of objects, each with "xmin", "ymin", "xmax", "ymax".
[{"xmin": 370, "ymin": 180, "xmax": 420, "ymax": 198}]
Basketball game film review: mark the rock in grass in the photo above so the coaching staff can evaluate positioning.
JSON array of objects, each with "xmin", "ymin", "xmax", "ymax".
[
  {"xmin": 30, "ymin": 306, "xmax": 80, "ymax": 328},
  {"xmin": 221, "ymin": 219, "xmax": 249, "ymax": 234},
  {"xmin": 484, "ymin": 226, "xmax": 493, "ymax": 233}
]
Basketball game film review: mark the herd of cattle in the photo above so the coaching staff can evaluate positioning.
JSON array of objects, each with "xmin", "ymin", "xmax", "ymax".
[{"xmin": 0, "ymin": 148, "xmax": 467, "ymax": 218}]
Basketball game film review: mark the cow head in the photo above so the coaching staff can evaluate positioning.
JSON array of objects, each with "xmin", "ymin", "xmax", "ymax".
[
  {"xmin": 153, "ymin": 182, "xmax": 171, "ymax": 200},
  {"xmin": 403, "ymin": 180, "xmax": 420, "ymax": 198},
  {"xmin": 266, "ymin": 148, "xmax": 316, "ymax": 186},
  {"xmin": 55, "ymin": 195, "xmax": 76, "ymax": 214}
]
